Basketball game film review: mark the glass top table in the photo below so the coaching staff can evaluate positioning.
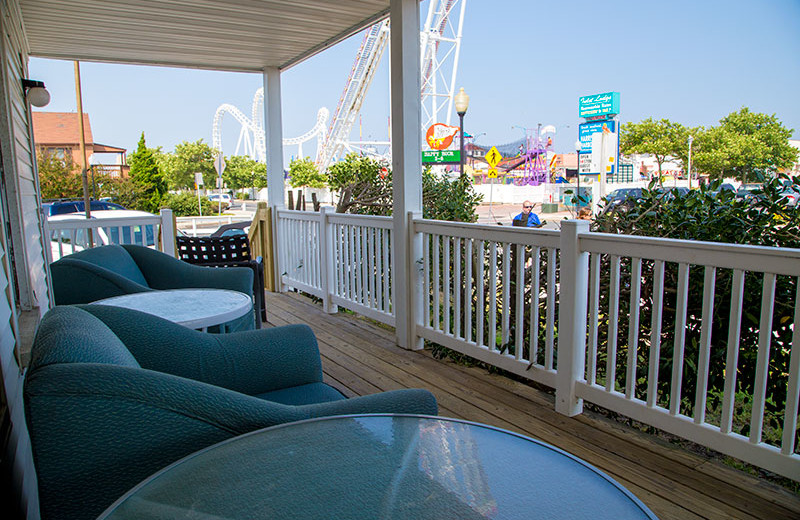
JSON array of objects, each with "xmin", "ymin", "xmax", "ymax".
[
  {"xmin": 99, "ymin": 414, "xmax": 657, "ymax": 520},
  {"xmin": 92, "ymin": 288, "xmax": 252, "ymax": 331}
]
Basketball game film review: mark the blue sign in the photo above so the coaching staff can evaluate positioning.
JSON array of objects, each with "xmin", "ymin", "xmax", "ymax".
[
  {"xmin": 578, "ymin": 120, "xmax": 616, "ymax": 153},
  {"xmin": 579, "ymin": 92, "xmax": 620, "ymax": 119}
]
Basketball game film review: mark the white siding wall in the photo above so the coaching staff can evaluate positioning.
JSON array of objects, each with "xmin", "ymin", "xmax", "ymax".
[{"xmin": 0, "ymin": 0, "xmax": 46, "ymax": 517}]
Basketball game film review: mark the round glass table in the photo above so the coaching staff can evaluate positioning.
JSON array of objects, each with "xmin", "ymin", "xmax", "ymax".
[
  {"xmin": 92, "ymin": 288, "xmax": 252, "ymax": 331},
  {"xmin": 99, "ymin": 414, "xmax": 658, "ymax": 519}
]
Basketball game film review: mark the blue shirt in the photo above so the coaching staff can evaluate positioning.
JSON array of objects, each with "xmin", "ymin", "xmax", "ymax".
[{"xmin": 514, "ymin": 212, "xmax": 541, "ymax": 227}]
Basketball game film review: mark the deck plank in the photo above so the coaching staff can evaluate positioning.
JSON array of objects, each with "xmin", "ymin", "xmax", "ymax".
[{"xmin": 265, "ymin": 291, "xmax": 800, "ymax": 520}]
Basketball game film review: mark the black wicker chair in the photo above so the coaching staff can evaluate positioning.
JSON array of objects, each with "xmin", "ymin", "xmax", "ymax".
[{"xmin": 176, "ymin": 234, "xmax": 267, "ymax": 327}]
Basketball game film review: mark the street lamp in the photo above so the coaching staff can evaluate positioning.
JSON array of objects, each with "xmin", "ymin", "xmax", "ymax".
[
  {"xmin": 454, "ymin": 87, "xmax": 470, "ymax": 178},
  {"xmin": 687, "ymin": 135, "xmax": 694, "ymax": 188},
  {"xmin": 574, "ymin": 140, "xmax": 582, "ymax": 214}
]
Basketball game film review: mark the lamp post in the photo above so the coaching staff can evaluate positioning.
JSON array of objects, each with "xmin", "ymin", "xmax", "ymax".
[
  {"xmin": 687, "ymin": 135, "xmax": 694, "ymax": 188},
  {"xmin": 574, "ymin": 140, "xmax": 582, "ymax": 214},
  {"xmin": 454, "ymin": 87, "xmax": 469, "ymax": 178}
]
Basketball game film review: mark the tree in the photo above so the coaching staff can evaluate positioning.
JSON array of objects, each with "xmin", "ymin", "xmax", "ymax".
[
  {"xmin": 128, "ymin": 133, "xmax": 167, "ymax": 213},
  {"xmin": 36, "ymin": 150, "xmax": 83, "ymax": 200},
  {"xmin": 223, "ymin": 155, "xmax": 267, "ymax": 192},
  {"xmin": 695, "ymin": 108, "xmax": 796, "ymax": 183},
  {"xmin": 159, "ymin": 139, "xmax": 216, "ymax": 190},
  {"xmin": 620, "ymin": 118, "xmax": 688, "ymax": 180},
  {"xmin": 327, "ymin": 154, "xmax": 392, "ymax": 214},
  {"xmin": 422, "ymin": 168, "xmax": 482, "ymax": 222},
  {"xmin": 289, "ymin": 157, "xmax": 326, "ymax": 188}
]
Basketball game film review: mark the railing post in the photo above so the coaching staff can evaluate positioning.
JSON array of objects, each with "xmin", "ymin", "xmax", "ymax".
[
  {"xmin": 159, "ymin": 208, "xmax": 176, "ymax": 257},
  {"xmin": 320, "ymin": 206, "xmax": 338, "ymax": 313},
  {"xmin": 406, "ymin": 211, "xmax": 424, "ymax": 350},
  {"xmin": 556, "ymin": 220, "xmax": 590, "ymax": 416}
]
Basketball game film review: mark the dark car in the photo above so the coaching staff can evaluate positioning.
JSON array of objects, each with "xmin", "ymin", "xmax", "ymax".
[
  {"xmin": 599, "ymin": 188, "xmax": 644, "ymax": 215},
  {"xmin": 42, "ymin": 199, "xmax": 126, "ymax": 217}
]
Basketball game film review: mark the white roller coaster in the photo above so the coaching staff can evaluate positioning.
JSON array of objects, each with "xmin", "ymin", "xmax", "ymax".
[
  {"xmin": 212, "ymin": 0, "xmax": 466, "ymax": 171},
  {"xmin": 212, "ymin": 88, "xmax": 328, "ymax": 163}
]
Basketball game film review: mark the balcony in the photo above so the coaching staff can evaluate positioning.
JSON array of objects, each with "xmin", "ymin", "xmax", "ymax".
[{"xmin": 266, "ymin": 291, "xmax": 798, "ymax": 519}]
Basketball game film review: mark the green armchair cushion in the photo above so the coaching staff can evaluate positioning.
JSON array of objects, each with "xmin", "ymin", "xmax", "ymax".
[{"xmin": 24, "ymin": 306, "xmax": 438, "ymax": 520}]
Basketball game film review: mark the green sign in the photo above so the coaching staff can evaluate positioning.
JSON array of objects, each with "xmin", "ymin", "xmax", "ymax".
[
  {"xmin": 422, "ymin": 150, "xmax": 461, "ymax": 163},
  {"xmin": 579, "ymin": 91, "xmax": 620, "ymax": 119}
]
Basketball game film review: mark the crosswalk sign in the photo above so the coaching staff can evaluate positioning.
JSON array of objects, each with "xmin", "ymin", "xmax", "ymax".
[
  {"xmin": 486, "ymin": 146, "xmax": 502, "ymax": 168},
  {"xmin": 488, "ymin": 168, "xmax": 498, "ymax": 179}
]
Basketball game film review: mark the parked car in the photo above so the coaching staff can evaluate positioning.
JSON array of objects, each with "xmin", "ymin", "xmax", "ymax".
[
  {"xmin": 599, "ymin": 188, "xmax": 644, "ymax": 216},
  {"xmin": 42, "ymin": 199, "xmax": 127, "ymax": 217},
  {"xmin": 208, "ymin": 193, "xmax": 232, "ymax": 209},
  {"xmin": 778, "ymin": 185, "xmax": 800, "ymax": 207},
  {"xmin": 210, "ymin": 221, "xmax": 250, "ymax": 237},
  {"xmin": 736, "ymin": 183, "xmax": 762, "ymax": 200}
]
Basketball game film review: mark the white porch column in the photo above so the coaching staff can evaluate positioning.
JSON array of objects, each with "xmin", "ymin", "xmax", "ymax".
[
  {"xmin": 390, "ymin": 0, "xmax": 423, "ymax": 350},
  {"xmin": 263, "ymin": 67, "xmax": 285, "ymax": 291},
  {"xmin": 263, "ymin": 67, "xmax": 284, "ymax": 209}
]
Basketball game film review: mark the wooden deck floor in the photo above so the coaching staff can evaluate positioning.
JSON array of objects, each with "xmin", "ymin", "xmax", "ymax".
[{"xmin": 266, "ymin": 291, "xmax": 800, "ymax": 520}]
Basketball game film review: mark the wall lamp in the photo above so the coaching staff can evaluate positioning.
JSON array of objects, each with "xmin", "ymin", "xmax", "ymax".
[{"xmin": 22, "ymin": 78, "xmax": 50, "ymax": 107}]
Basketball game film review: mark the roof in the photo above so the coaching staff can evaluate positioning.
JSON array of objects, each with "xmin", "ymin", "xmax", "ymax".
[
  {"xmin": 19, "ymin": 0, "xmax": 391, "ymax": 72},
  {"xmin": 32, "ymin": 112, "xmax": 93, "ymax": 146}
]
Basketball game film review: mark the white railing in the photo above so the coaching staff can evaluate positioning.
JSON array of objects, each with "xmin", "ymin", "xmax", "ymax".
[
  {"xmin": 276, "ymin": 207, "xmax": 394, "ymax": 326},
  {"xmin": 44, "ymin": 208, "xmax": 176, "ymax": 262},
  {"xmin": 275, "ymin": 210, "xmax": 800, "ymax": 480}
]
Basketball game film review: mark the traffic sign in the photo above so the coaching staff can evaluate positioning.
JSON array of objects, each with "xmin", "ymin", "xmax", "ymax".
[
  {"xmin": 485, "ymin": 146, "xmax": 502, "ymax": 168},
  {"xmin": 214, "ymin": 154, "xmax": 226, "ymax": 176},
  {"xmin": 487, "ymin": 168, "xmax": 498, "ymax": 179}
]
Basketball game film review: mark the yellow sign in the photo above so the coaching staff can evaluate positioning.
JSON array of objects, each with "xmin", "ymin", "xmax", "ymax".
[
  {"xmin": 487, "ymin": 168, "xmax": 498, "ymax": 179},
  {"xmin": 485, "ymin": 146, "xmax": 502, "ymax": 168}
]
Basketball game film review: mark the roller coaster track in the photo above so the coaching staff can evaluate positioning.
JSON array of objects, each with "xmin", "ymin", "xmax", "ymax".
[
  {"xmin": 212, "ymin": 89, "xmax": 328, "ymax": 162},
  {"xmin": 213, "ymin": 0, "xmax": 466, "ymax": 171}
]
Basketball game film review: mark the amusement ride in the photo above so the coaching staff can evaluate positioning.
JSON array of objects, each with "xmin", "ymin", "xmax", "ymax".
[{"xmin": 212, "ymin": 0, "xmax": 468, "ymax": 171}]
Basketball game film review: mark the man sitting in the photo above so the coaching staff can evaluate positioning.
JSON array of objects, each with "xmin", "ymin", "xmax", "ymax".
[{"xmin": 513, "ymin": 200, "xmax": 541, "ymax": 227}]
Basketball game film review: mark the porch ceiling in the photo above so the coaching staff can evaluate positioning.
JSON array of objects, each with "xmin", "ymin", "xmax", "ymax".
[{"xmin": 18, "ymin": 0, "xmax": 390, "ymax": 72}]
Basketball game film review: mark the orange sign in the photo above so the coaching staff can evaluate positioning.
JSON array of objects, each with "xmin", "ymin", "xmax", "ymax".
[{"xmin": 425, "ymin": 123, "xmax": 460, "ymax": 150}]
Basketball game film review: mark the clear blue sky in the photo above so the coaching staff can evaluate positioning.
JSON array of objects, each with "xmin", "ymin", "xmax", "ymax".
[{"xmin": 28, "ymin": 0, "xmax": 800, "ymax": 165}]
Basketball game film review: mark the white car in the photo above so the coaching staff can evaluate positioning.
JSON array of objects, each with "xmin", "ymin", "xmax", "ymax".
[{"xmin": 208, "ymin": 193, "xmax": 232, "ymax": 209}]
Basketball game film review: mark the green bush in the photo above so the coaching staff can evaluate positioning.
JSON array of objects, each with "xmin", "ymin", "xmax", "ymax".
[
  {"xmin": 592, "ymin": 175, "xmax": 799, "ymax": 446},
  {"xmin": 161, "ymin": 192, "xmax": 215, "ymax": 217}
]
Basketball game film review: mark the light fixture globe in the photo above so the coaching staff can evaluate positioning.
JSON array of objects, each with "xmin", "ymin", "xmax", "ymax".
[
  {"xmin": 574, "ymin": 140, "xmax": 582, "ymax": 152},
  {"xmin": 22, "ymin": 79, "xmax": 51, "ymax": 107},
  {"xmin": 454, "ymin": 87, "xmax": 469, "ymax": 115}
]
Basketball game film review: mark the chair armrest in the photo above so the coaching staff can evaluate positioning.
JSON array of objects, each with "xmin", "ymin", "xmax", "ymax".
[
  {"xmin": 51, "ymin": 260, "xmax": 151, "ymax": 304},
  {"xmin": 78, "ymin": 305, "xmax": 323, "ymax": 393},
  {"xmin": 299, "ymin": 389, "xmax": 439, "ymax": 418}
]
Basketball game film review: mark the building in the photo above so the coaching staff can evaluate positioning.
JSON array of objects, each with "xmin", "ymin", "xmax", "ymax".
[{"xmin": 31, "ymin": 112, "xmax": 128, "ymax": 177}]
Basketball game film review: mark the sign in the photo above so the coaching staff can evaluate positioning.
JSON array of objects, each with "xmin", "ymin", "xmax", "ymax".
[
  {"xmin": 487, "ymin": 168, "xmax": 498, "ymax": 179},
  {"xmin": 425, "ymin": 123, "xmax": 460, "ymax": 150},
  {"xmin": 422, "ymin": 150, "xmax": 461, "ymax": 163},
  {"xmin": 578, "ymin": 153, "xmax": 593, "ymax": 174},
  {"xmin": 579, "ymin": 91, "xmax": 620, "ymax": 119},
  {"xmin": 194, "ymin": 172, "xmax": 204, "ymax": 186},
  {"xmin": 578, "ymin": 120, "xmax": 616, "ymax": 153},
  {"xmin": 214, "ymin": 154, "xmax": 226, "ymax": 176},
  {"xmin": 485, "ymin": 146, "xmax": 502, "ymax": 167}
]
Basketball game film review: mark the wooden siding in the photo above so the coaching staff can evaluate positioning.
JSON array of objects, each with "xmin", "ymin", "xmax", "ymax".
[
  {"xmin": 266, "ymin": 291, "xmax": 800, "ymax": 520},
  {"xmin": 0, "ymin": 2, "xmax": 44, "ymax": 518}
]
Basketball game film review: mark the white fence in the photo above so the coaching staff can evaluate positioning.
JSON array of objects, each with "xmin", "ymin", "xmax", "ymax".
[
  {"xmin": 275, "ymin": 210, "xmax": 800, "ymax": 480},
  {"xmin": 44, "ymin": 209, "xmax": 176, "ymax": 262}
]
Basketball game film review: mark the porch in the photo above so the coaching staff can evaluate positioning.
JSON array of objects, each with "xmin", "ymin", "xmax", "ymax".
[{"xmin": 266, "ymin": 290, "xmax": 800, "ymax": 520}]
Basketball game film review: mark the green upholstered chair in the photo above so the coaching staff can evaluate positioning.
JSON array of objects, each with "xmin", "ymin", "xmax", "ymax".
[
  {"xmin": 24, "ymin": 305, "xmax": 438, "ymax": 520},
  {"xmin": 50, "ymin": 244, "xmax": 257, "ymax": 331}
]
